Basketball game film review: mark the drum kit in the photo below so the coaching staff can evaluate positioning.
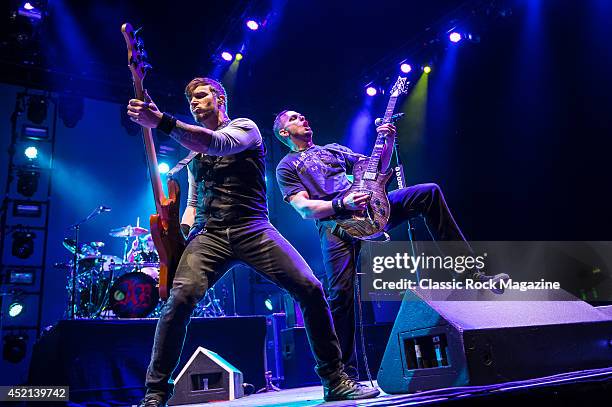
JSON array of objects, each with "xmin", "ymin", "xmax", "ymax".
[{"xmin": 58, "ymin": 222, "xmax": 225, "ymax": 319}]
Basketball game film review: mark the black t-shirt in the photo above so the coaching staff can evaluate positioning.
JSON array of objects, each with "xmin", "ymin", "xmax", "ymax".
[{"xmin": 276, "ymin": 143, "xmax": 365, "ymax": 202}]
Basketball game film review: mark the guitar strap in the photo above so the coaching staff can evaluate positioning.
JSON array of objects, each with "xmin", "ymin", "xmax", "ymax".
[{"xmin": 167, "ymin": 150, "xmax": 198, "ymax": 178}]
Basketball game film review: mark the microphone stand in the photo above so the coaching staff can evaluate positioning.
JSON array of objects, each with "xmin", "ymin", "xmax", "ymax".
[
  {"xmin": 390, "ymin": 124, "xmax": 420, "ymax": 282},
  {"xmin": 67, "ymin": 206, "xmax": 109, "ymax": 319}
]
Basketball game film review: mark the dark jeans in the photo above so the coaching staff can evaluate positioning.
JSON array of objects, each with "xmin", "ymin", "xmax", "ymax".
[
  {"xmin": 317, "ymin": 183, "xmax": 469, "ymax": 377},
  {"xmin": 145, "ymin": 220, "xmax": 343, "ymax": 400}
]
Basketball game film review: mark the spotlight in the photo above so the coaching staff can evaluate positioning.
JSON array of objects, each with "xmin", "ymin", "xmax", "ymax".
[
  {"xmin": 8, "ymin": 302, "xmax": 24, "ymax": 318},
  {"xmin": 17, "ymin": 170, "xmax": 39, "ymax": 197},
  {"xmin": 246, "ymin": 20, "xmax": 259, "ymax": 31},
  {"xmin": 235, "ymin": 53, "xmax": 243, "ymax": 61},
  {"xmin": 27, "ymin": 95, "xmax": 48, "ymax": 124},
  {"xmin": 221, "ymin": 52, "xmax": 233, "ymax": 62},
  {"xmin": 24, "ymin": 146, "xmax": 38, "ymax": 160},
  {"xmin": 264, "ymin": 297, "xmax": 273, "ymax": 312},
  {"xmin": 23, "ymin": 3, "xmax": 35, "ymax": 11},
  {"xmin": 158, "ymin": 162, "xmax": 170, "ymax": 174},
  {"xmin": 366, "ymin": 86, "xmax": 377, "ymax": 97},
  {"xmin": 400, "ymin": 63, "xmax": 412, "ymax": 74},
  {"xmin": 3, "ymin": 334, "xmax": 27, "ymax": 363},
  {"xmin": 423, "ymin": 66, "xmax": 432, "ymax": 74},
  {"xmin": 449, "ymin": 32, "xmax": 462, "ymax": 43},
  {"xmin": 12, "ymin": 230, "xmax": 36, "ymax": 259}
]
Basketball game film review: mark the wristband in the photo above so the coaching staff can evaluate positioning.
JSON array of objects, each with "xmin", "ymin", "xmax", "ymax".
[
  {"xmin": 157, "ymin": 112, "xmax": 177, "ymax": 134},
  {"xmin": 332, "ymin": 197, "xmax": 344, "ymax": 214}
]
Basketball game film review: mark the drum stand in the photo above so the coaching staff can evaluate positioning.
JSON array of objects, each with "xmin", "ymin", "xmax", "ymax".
[{"xmin": 67, "ymin": 205, "xmax": 109, "ymax": 319}]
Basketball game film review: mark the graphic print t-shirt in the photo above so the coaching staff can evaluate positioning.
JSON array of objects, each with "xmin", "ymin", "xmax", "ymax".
[{"xmin": 276, "ymin": 143, "xmax": 365, "ymax": 202}]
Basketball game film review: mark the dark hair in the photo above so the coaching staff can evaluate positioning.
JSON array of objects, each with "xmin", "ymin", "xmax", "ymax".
[{"xmin": 273, "ymin": 109, "xmax": 290, "ymax": 146}]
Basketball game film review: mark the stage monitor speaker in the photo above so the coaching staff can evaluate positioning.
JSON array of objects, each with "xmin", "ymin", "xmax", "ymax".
[
  {"xmin": 168, "ymin": 347, "xmax": 244, "ymax": 405},
  {"xmin": 377, "ymin": 288, "xmax": 612, "ymax": 394}
]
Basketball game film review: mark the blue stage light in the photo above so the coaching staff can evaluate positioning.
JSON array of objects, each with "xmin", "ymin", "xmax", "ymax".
[
  {"xmin": 24, "ymin": 146, "xmax": 38, "ymax": 160},
  {"xmin": 221, "ymin": 52, "xmax": 233, "ymax": 62},
  {"xmin": 400, "ymin": 63, "xmax": 412, "ymax": 74},
  {"xmin": 8, "ymin": 302, "xmax": 24, "ymax": 318},
  {"xmin": 366, "ymin": 86, "xmax": 377, "ymax": 97},
  {"xmin": 449, "ymin": 32, "xmax": 462, "ymax": 43},
  {"xmin": 158, "ymin": 162, "xmax": 170, "ymax": 174},
  {"xmin": 246, "ymin": 20, "xmax": 259, "ymax": 31}
]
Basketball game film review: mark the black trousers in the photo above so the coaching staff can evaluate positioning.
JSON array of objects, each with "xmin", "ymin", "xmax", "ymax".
[
  {"xmin": 145, "ymin": 220, "xmax": 343, "ymax": 400},
  {"xmin": 317, "ymin": 183, "xmax": 468, "ymax": 377}
]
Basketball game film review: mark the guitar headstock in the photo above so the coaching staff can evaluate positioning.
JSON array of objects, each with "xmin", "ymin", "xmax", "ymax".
[
  {"xmin": 121, "ymin": 23, "xmax": 151, "ymax": 99},
  {"xmin": 390, "ymin": 76, "xmax": 409, "ymax": 98}
]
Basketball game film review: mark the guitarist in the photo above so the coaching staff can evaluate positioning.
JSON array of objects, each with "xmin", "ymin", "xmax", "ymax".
[
  {"xmin": 273, "ymin": 109, "xmax": 509, "ymax": 380},
  {"xmin": 127, "ymin": 78, "xmax": 379, "ymax": 406}
]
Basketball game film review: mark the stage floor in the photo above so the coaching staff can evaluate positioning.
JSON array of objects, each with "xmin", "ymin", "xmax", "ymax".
[{"xmin": 172, "ymin": 367, "xmax": 612, "ymax": 407}]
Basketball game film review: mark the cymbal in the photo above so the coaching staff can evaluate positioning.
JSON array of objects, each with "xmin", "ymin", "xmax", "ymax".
[
  {"xmin": 109, "ymin": 225, "xmax": 149, "ymax": 238},
  {"xmin": 62, "ymin": 238, "xmax": 96, "ymax": 257}
]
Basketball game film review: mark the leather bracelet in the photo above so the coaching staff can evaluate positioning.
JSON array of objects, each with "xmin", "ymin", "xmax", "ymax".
[{"xmin": 157, "ymin": 112, "xmax": 177, "ymax": 134}]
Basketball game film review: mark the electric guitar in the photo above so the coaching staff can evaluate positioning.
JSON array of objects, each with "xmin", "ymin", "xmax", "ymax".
[
  {"xmin": 334, "ymin": 76, "xmax": 409, "ymax": 239},
  {"xmin": 121, "ymin": 23, "xmax": 185, "ymax": 300}
]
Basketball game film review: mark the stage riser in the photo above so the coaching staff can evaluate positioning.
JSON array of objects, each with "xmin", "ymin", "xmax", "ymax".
[{"xmin": 27, "ymin": 317, "xmax": 266, "ymax": 404}]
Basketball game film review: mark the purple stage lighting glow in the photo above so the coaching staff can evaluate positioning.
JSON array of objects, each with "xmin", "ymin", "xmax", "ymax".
[
  {"xmin": 23, "ymin": 2, "xmax": 35, "ymax": 10},
  {"xmin": 221, "ymin": 52, "xmax": 233, "ymax": 62},
  {"xmin": 449, "ymin": 32, "xmax": 462, "ymax": 43},
  {"xmin": 400, "ymin": 63, "xmax": 412, "ymax": 74},
  {"xmin": 246, "ymin": 20, "xmax": 259, "ymax": 31},
  {"xmin": 366, "ymin": 86, "xmax": 377, "ymax": 97}
]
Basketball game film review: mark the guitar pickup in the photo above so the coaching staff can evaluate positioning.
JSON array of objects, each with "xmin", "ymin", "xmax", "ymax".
[{"xmin": 363, "ymin": 172, "xmax": 377, "ymax": 180}]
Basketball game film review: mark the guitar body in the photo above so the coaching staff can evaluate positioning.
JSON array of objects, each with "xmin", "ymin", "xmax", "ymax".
[
  {"xmin": 150, "ymin": 178, "xmax": 185, "ymax": 301},
  {"xmin": 335, "ymin": 158, "xmax": 394, "ymax": 239}
]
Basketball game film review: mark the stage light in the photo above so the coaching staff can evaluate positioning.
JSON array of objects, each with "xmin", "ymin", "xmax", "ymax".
[
  {"xmin": 17, "ymin": 170, "xmax": 39, "ymax": 197},
  {"xmin": 246, "ymin": 20, "xmax": 259, "ymax": 31},
  {"xmin": 400, "ymin": 63, "xmax": 412, "ymax": 74},
  {"xmin": 221, "ymin": 52, "xmax": 233, "ymax": 62},
  {"xmin": 235, "ymin": 53, "xmax": 243, "ymax": 61},
  {"xmin": 423, "ymin": 66, "xmax": 432, "ymax": 74},
  {"xmin": 27, "ymin": 95, "xmax": 48, "ymax": 124},
  {"xmin": 449, "ymin": 32, "xmax": 462, "ymax": 43},
  {"xmin": 366, "ymin": 86, "xmax": 377, "ymax": 97},
  {"xmin": 8, "ymin": 302, "xmax": 24, "ymax": 318},
  {"xmin": 23, "ymin": 2, "xmax": 34, "ymax": 11},
  {"xmin": 158, "ymin": 162, "xmax": 170, "ymax": 174},
  {"xmin": 12, "ymin": 230, "xmax": 36, "ymax": 259},
  {"xmin": 3, "ymin": 334, "xmax": 27, "ymax": 363},
  {"xmin": 24, "ymin": 146, "xmax": 38, "ymax": 160},
  {"xmin": 264, "ymin": 297, "xmax": 273, "ymax": 311}
]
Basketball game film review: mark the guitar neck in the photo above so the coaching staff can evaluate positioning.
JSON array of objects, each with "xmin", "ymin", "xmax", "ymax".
[
  {"xmin": 134, "ymin": 84, "xmax": 166, "ymax": 214},
  {"xmin": 365, "ymin": 95, "xmax": 399, "ymax": 174}
]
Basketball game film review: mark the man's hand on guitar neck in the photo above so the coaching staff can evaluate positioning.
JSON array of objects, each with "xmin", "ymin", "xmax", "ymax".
[{"xmin": 127, "ymin": 90, "xmax": 162, "ymax": 129}]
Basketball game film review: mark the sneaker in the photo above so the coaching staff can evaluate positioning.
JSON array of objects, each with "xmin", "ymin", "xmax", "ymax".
[
  {"xmin": 137, "ymin": 395, "xmax": 166, "ymax": 407},
  {"xmin": 323, "ymin": 373, "xmax": 380, "ymax": 401},
  {"xmin": 469, "ymin": 270, "xmax": 510, "ymax": 294}
]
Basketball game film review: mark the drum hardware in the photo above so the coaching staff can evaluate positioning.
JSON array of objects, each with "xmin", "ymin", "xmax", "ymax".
[{"xmin": 66, "ymin": 205, "xmax": 111, "ymax": 319}]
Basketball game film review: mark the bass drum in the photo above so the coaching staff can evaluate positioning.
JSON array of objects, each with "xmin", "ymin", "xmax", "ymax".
[{"xmin": 109, "ymin": 272, "xmax": 159, "ymax": 318}]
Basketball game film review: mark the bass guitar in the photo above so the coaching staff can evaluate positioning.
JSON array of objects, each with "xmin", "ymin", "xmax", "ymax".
[{"xmin": 121, "ymin": 23, "xmax": 185, "ymax": 300}]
